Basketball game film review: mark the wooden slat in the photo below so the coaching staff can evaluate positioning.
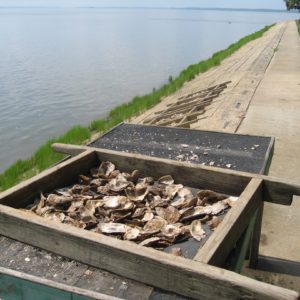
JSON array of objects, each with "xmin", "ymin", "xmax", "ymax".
[
  {"xmin": 261, "ymin": 177, "xmax": 300, "ymax": 205},
  {"xmin": 52, "ymin": 143, "xmax": 300, "ymax": 205},
  {"xmin": 194, "ymin": 178, "xmax": 263, "ymax": 266},
  {"xmin": 0, "ymin": 150, "xmax": 97, "ymax": 208},
  {"xmin": 249, "ymin": 202, "xmax": 264, "ymax": 268},
  {"xmin": 0, "ymin": 205, "xmax": 297, "ymax": 300},
  {"xmin": 0, "ymin": 267, "xmax": 120, "ymax": 300},
  {"xmin": 52, "ymin": 143, "xmax": 250, "ymax": 196}
]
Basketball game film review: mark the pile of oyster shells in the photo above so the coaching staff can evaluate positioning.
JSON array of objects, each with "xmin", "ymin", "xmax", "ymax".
[{"xmin": 28, "ymin": 161, "xmax": 238, "ymax": 252}]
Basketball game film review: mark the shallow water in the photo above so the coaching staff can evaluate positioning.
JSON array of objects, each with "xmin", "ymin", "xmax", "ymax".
[{"xmin": 0, "ymin": 7, "xmax": 295, "ymax": 172}]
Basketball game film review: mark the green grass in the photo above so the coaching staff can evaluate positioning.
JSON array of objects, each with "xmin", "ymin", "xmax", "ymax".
[
  {"xmin": 0, "ymin": 126, "xmax": 90, "ymax": 191},
  {"xmin": 297, "ymin": 20, "xmax": 300, "ymax": 35},
  {"xmin": 0, "ymin": 24, "xmax": 274, "ymax": 192}
]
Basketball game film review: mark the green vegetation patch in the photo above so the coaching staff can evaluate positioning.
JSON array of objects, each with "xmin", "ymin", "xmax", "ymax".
[
  {"xmin": 0, "ymin": 24, "xmax": 273, "ymax": 192},
  {"xmin": 297, "ymin": 20, "xmax": 300, "ymax": 35}
]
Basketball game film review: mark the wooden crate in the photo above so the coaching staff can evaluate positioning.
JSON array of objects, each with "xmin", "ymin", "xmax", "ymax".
[{"xmin": 0, "ymin": 145, "xmax": 299, "ymax": 300}]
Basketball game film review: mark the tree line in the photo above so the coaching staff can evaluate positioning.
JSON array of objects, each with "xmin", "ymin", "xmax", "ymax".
[{"xmin": 284, "ymin": 0, "xmax": 300, "ymax": 10}]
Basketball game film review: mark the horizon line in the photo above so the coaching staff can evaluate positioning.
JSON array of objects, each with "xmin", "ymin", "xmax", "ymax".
[{"xmin": 0, "ymin": 6, "xmax": 291, "ymax": 12}]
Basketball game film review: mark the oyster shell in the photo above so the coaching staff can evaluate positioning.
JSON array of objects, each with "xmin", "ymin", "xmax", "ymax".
[
  {"xmin": 141, "ymin": 211, "xmax": 154, "ymax": 222},
  {"xmin": 127, "ymin": 170, "xmax": 140, "ymax": 183},
  {"xmin": 190, "ymin": 220, "xmax": 206, "ymax": 241},
  {"xmin": 197, "ymin": 190, "xmax": 226, "ymax": 205},
  {"xmin": 109, "ymin": 174, "xmax": 129, "ymax": 192},
  {"xmin": 139, "ymin": 237, "xmax": 161, "ymax": 247},
  {"xmin": 140, "ymin": 177, "xmax": 155, "ymax": 185},
  {"xmin": 164, "ymin": 184, "xmax": 184, "ymax": 199},
  {"xmin": 110, "ymin": 211, "xmax": 132, "ymax": 222},
  {"xmin": 90, "ymin": 178, "xmax": 105, "ymax": 188},
  {"xmin": 132, "ymin": 207, "xmax": 146, "ymax": 218},
  {"xmin": 103, "ymin": 196, "xmax": 127, "ymax": 209},
  {"xmin": 210, "ymin": 201, "xmax": 228, "ymax": 215},
  {"xmin": 139, "ymin": 237, "xmax": 171, "ymax": 247},
  {"xmin": 208, "ymin": 216, "xmax": 221, "ymax": 230},
  {"xmin": 158, "ymin": 175, "xmax": 174, "ymax": 185},
  {"xmin": 160, "ymin": 224, "xmax": 182, "ymax": 240},
  {"xmin": 180, "ymin": 206, "xmax": 212, "ymax": 221},
  {"xmin": 79, "ymin": 174, "xmax": 91, "ymax": 184},
  {"xmin": 223, "ymin": 196, "xmax": 239, "ymax": 207},
  {"xmin": 44, "ymin": 211, "xmax": 65, "ymax": 223},
  {"xmin": 33, "ymin": 193, "xmax": 46, "ymax": 215},
  {"xmin": 98, "ymin": 223, "xmax": 127, "ymax": 234},
  {"xmin": 170, "ymin": 247, "xmax": 182, "ymax": 256},
  {"xmin": 171, "ymin": 196, "xmax": 197, "ymax": 209},
  {"xmin": 46, "ymin": 194, "xmax": 73, "ymax": 208},
  {"xmin": 97, "ymin": 185, "xmax": 111, "ymax": 195},
  {"xmin": 124, "ymin": 227, "xmax": 140, "ymax": 240},
  {"xmin": 71, "ymin": 184, "xmax": 89, "ymax": 194},
  {"xmin": 143, "ymin": 218, "xmax": 166, "ymax": 234},
  {"xmin": 98, "ymin": 161, "xmax": 115, "ymax": 177},
  {"xmin": 125, "ymin": 184, "xmax": 148, "ymax": 202},
  {"xmin": 155, "ymin": 206, "xmax": 181, "ymax": 224},
  {"xmin": 178, "ymin": 188, "xmax": 194, "ymax": 201},
  {"xmin": 81, "ymin": 215, "xmax": 98, "ymax": 228},
  {"xmin": 67, "ymin": 200, "xmax": 84, "ymax": 213},
  {"xmin": 64, "ymin": 216, "xmax": 86, "ymax": 228}
]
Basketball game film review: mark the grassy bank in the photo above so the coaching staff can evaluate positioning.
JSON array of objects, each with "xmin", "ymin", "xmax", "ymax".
[
  {"xmin": 0, "ymin": 24, "xmax": 273, "ymax": 192},
  {"xmin": 297, "ymin": 20, "xmax": 300, "ymax": 35}
]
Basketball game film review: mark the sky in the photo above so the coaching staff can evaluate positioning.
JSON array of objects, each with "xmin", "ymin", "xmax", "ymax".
[{"xmin": 0, "ymin": 0, "xmax": 287, "ymax": 10}]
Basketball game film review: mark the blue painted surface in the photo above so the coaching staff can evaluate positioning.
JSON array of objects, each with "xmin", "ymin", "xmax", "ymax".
[{"xmin": 0, "ymin": 273, "xmax": 92, "ymax": 300}]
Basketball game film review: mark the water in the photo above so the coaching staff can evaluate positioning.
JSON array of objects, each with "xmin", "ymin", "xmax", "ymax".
[{"xmin": 0, "ymin": 7, "xmax": 295, "ymax": 172}]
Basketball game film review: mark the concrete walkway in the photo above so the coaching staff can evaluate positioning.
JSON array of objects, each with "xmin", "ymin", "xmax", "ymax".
[
  {"xmin": 134, "ymin": 22, "xmax": 286, "ymax": 130},
  {"xmin": 238, "ymin": 21, "xmax": 300, "ymax": 262}
]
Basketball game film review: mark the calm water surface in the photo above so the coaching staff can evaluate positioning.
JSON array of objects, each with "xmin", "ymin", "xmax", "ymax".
[{"xmin": 0, "ymin": 7, "xmax": 295, "ymax": 172}]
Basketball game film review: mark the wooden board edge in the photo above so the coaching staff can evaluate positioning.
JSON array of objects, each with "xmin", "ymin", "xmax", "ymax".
[
  {"xmin": 0, "ymin": 150, "xmax": 96, "ymax": 207},
  {"xmin": 0, "ymin": 266, "xmax": 120, "ymax": 300},
  {"xmin": 0, "ymin": 205, "xmax": 298, "ymax": 300},
  {"xmin": 52, "ymin": 143, "xmax": 300, "ymax": 205},
  {"xmin": 0, "ymin": 149, "xmax": 94, "ymax": 199},
  {"xmin": 194, "ymin": 178, "xmax": 263, "ymax": 266},
  {"xmin": 260, "ymin": 136, "xmax": 275, "ymax": 175}
]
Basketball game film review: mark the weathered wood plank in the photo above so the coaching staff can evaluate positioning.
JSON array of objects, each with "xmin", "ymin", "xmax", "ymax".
[
  {"xmin": 0, "ymin": 236, "xmax": 154, "ymax": 300},
  {"xmin": 249, "ymin": 202, "xmax": 264, "ymax": 268},
  {"xmin": 0, "ymin": 150, "xmax": 97, "ymax": 208},
  {"xmin": 0, "ymin": 267, "xmax": 120, "ymax": 300},
  {"xmin": 0, "ymin": 205, "xmax": 297, "ymax": 300},
  {"xmin": 261, "ymin": 177, "xmax": 300, "ymax": 205},
  {"xmin": 194, "ymin": 178, "xmax": 263, "ymax": 266},
  {"xmin": 52, "ymin": 143, "xmax": 250, "ymax": 195},
  {"xmin": 51, "ymin": 143, "xmax": 300, "ymax": 205}
]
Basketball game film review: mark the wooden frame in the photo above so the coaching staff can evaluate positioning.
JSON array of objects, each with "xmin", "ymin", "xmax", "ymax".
[
  {"xmin": 0, "ymin": 267, "xmax": 120, "ymax": 300},
  {"xmin": 0, "ymin": 146, "xmax": 299, "ymax": 299}
]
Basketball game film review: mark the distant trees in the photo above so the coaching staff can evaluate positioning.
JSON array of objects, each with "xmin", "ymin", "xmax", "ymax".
[{"xmin": 284, "ymin": 0, "xmax": 300, "ymax": 11}]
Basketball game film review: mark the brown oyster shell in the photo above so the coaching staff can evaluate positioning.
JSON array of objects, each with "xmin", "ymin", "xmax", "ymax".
[
  {"xmin": 155, "ymin": 206, "xmax": 180, "ymax": 224},
  {"xmin": 158, "ymin": 175, "xmax": 174, "ymax": 185},
  {"xmin": 46, "ymin": 194, "xmax": 73, "ymax": 208},
  {"xmin": 98, "ymin": 222, "xmax": 127, "ymax": 234},
  {"xmin": 103, "ymin": 196, "xmax": 127, "ymax": 209},
  {"xmin": 98, "ymin": 161, "xmax": 115, "ymax": 177},
  {"xmin": 208, "ymin": 216, "xmax": 222, "ymax": 230},
  {"xmin": 124, "ymin": 227, "xmax": 140, "ymax": 240},
  {"xmin": 190, "ymin": 220, "xmax": 206, "ymax": 241},
  {"xmin": 125, "ymin": 184, "xmax": 148, "ymax": 202},
  {"xmin": 143, "ymin": 218, "xmax": 166, "ymax": 234}
]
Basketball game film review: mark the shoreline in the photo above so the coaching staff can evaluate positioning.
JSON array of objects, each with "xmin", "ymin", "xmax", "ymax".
[{"xmin": 0, "ymin": 24, "xmax": 273, "ymax": 192}]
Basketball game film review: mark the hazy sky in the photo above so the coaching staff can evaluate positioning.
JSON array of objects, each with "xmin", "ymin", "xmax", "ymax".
[{"xmin": 0, "ymin": 0, "xmax": 287, "ymax": 10}]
